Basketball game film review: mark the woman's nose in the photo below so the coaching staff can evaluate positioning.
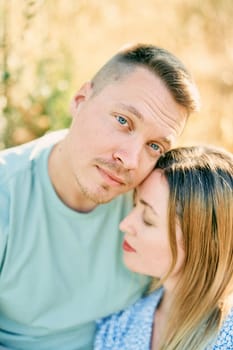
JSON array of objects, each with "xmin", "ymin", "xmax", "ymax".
[{"xmin": 119, "ymin": 210, "xmax": 137, "ymax": 235}]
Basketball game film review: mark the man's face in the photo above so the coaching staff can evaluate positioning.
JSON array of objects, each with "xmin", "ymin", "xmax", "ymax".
[{"xmin": 65, "ymin": 67, "xmax": 186, "ymax": 209}]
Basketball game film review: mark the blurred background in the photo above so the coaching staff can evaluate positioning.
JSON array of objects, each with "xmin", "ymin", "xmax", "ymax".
[{"xmin": 0, "ymin": 0, "xmax": 232, "ymax": 151}]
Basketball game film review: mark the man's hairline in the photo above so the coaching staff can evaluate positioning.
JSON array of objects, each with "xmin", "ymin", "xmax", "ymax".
[
  {"xmin": 90, "ymin": 62, "xmax": 189, "ymax": 118},
  {"xmin": 90, "ymin": 63, "xmax": 141, "ymax": 97}
]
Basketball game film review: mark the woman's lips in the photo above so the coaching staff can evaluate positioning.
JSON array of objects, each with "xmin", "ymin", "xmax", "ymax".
[{"xmin": 122, "ymin": 239, "xmax": 136, "ymax": 252}]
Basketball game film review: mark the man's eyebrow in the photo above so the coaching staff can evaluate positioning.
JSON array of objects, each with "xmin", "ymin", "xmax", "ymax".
[
  {"xmin": 117, "ymin": 103, "xmax": 144, "ymax": 120},
  {"xmin": 139, "ymin": 198, "xmax": 158, "ymax": 217}
]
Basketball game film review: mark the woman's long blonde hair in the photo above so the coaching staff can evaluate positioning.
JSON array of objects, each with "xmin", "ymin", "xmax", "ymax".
[{"xmin": 151, "ymin": 145, "xmax": 233, "ymax": 349}]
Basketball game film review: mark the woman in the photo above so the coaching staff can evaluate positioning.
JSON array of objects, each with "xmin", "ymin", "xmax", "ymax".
[{"xmin": 94, "ymin": 145, "xmax": 233, "ymax": 350}]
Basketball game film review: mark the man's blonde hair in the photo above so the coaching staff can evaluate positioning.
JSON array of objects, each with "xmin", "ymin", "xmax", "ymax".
[{"xmin": 91, "ymin": 43, "xmax": 200, "ymax": 116}]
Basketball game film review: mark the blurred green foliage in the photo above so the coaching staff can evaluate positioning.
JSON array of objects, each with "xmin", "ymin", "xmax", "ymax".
[
  {"xmin": 0, "ymin": 0, "xmax": 233, "ymax": 150},
  {"xmin": 0, "ymin": 0, "xmax": 72, "ymax": 148}
]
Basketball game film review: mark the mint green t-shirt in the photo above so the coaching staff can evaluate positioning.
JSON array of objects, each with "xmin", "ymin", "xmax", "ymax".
[{"xmin": 0, "ymin": 131, "xmax": 150, "ymax": 350}]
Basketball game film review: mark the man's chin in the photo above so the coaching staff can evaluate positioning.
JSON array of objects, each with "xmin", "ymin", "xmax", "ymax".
[
  {"xmin": 90, "ymin": 192, "xmax": 121, "ymax": 204},
  {"xmin": 86, "ymin": 188, "xmax": 127, "ymax": 205},
  {"xmin": 76, "ymin": 178, "xmax": 131, "ymax": 205}
]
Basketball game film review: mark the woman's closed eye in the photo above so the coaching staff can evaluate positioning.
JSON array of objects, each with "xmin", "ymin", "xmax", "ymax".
[{"xmin": 143, "ymin": 217, "xmax": 154, "ymax": 226}]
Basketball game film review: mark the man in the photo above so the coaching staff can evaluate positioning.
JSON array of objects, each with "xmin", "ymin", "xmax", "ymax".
[{"xmin": 0, "ymin": 44, "xmax": 200, "ymax": 349}]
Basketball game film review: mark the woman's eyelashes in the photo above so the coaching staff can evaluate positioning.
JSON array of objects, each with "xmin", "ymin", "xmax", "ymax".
[
  {"xmin": 142, "ymin": 215, "xmax": 154, "ymax": 226},
  {"xmin": 143, "ymin": 219, "xmax": 153, "ymax": 226},
  {"xmin": 142, "ymin": 207, "xmax": 157, "ymax": 227}
]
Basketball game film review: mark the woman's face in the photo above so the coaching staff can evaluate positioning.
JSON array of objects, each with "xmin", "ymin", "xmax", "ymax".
[{"xmin": 120, "ymin": 169, "xmax": 185, "ymax": 289}]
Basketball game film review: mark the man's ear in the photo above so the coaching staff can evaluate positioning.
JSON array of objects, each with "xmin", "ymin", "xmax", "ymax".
[{"xmin": 70, "ymin": 81, "xmax": 93, "ymax": 117}]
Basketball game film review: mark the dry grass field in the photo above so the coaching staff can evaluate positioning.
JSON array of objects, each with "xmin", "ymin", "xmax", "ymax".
[{"xmin": 0, "ymin": 0, "xmax": 233, "ymax": 151}]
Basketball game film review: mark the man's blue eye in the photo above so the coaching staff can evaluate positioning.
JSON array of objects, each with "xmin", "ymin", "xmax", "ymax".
[
  {"xmin": 150, "ymin": 143, "xmax": 160, "ymax": 151},
  {"xmin": 117, "ymin": 116, "xmax": 127, "ymax": 125}
]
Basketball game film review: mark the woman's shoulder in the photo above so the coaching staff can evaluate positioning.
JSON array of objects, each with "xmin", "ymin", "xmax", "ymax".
[{"xmin": 94, "ymin": 288, "xmax": 163, "ymax": 350}]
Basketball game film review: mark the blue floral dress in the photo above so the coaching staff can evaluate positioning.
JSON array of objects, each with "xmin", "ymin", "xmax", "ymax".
[{"xmin": 94, "ymin": 288, "xmax": 233, "ymax": 350}]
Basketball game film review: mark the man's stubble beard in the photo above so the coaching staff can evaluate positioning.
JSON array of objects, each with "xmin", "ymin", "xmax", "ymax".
[{"xmin": 74, "ymin": 172, "xmax": 119, "ymax": 205}]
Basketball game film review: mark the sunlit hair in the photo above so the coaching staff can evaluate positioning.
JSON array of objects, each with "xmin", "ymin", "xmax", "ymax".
[
  {"xmin": 151, "ymin": 145, "xmax": 233, "ymax": 349},
  {"xmin": 91, "ymin": 43, "xmax": 200, "ymax": 116}
]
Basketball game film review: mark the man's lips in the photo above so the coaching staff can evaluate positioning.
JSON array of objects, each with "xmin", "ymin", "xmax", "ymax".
[
  {"xmin": 122, "ymin": 239, "xmax": 136, "ymax": 253},
  {"xmin": 97, "ymin": 166, "xmax": 126, "ymax": 185}
]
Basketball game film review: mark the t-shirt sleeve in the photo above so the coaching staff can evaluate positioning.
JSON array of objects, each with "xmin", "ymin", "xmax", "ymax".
[{"xmin": 0, "ymin": 168, "xmax": 9, "ymax": 272}]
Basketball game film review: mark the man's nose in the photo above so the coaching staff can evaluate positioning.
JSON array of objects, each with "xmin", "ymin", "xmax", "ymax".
[{"xmin": 113, "ymin": 139, "xmax": 142, "ymax": 170}]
